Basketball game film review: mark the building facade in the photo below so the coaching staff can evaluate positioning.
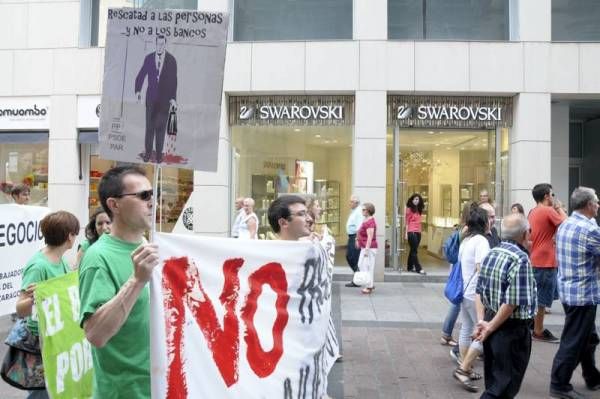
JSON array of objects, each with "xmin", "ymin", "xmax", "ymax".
[{"xmin": 1, "ymin": 0, "xmax": 599, "ymax": 279}]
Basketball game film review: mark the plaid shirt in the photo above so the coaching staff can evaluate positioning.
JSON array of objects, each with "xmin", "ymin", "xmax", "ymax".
[
  {"xmin": 476, "ymin": 241, "xmax": 537, "ymax": 320},
  {"xmin": 556, "ymin": 211, "xmax": 600, "ymax": 306}
]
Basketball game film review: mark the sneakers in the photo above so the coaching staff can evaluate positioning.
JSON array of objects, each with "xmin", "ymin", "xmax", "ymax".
[
  {"xmin": 450, "ymin": 347, "xmax": 462, "ymax": 366},
  {"xmin": 532, "ymin": 329, "xmax": 560, "ymax": 343},
  {"xmin": 549, "ymin": 388, "xmax": 585, "ymax": 399}
]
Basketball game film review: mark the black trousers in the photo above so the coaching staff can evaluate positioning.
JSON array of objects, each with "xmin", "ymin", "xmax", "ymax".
[
  {"xmin": 145, "ymin": 102, "xmax": 169, "ymax": 160},
  {"xmin": 550, "ymin": 304, "xmax": 600, "ymax": 393},
  {"xmin": 480, "ymin": 310, "xmax": 532, "ymax": 399},
  {"xmin": 406, "ymin": 232, "xmax": 421, "ymax": 272},
  {"xmin": 345, "ymin": 234, "xmax": 359, "ymax": 273}
]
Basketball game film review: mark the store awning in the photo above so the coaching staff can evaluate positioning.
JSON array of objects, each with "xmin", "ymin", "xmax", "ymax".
[
  {"xmin": 0, "ymin": 132, "xmax": 49, "ymax": 143},
  {"xmin": 78, "ymin": 130, "xmax": 99, "ymax": 144}
]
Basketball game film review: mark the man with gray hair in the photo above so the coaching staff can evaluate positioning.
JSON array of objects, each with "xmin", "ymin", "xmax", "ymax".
[
  {"xmin": 345, "ymin": 195, "xmax": 363, "ymax": 287},
  {"xmin": 550, "ymin": 187, "xmax": 600, "ymax": 399},
  {"xmin": 474, "ymin": 213, "xmax": 537, "ymax": 399}
]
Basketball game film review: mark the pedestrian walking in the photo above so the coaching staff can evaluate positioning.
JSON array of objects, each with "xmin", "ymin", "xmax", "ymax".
[
  {"xmin": 231, "ymin": 196, "xmax": 245, "ymax": 238},
  {"xmin": 357, "ymin": 203, "xmax": 377, "ymax": 294},
  {"xmin": 75, "ymin": 208, "xmax": 112, "ymax": 268},
  {"xmin": 452, "ymin": 207, "xmax": 490, "ymax": 393},
  {"xmin": 480, "ymin": 202, "xmax": 501, "ymax": 248},
  {"xmin": 511, "ymin": 203, "xmax": 525, "ymax": 215},
  {"xmin": 474, "ymin": 213, "xmax": 537, "ymax": 399},
  {"xmin": 238, "ymin": 197, "xmax": 259, "ymax": 240},
  {"xmin": 16, "ymin": 210, "xmax": 80, "ymax": 399},
  {"xmin": 79, "ymin": 165, "xmax": 159, "ymax": 398},
  {"xmin": 440, "ymin": 201, "xmax": 477, "ymax": 347},
  {"xmin": 345, "ymin": 195, "xmax": 363, "ymax": 287},
  {"xmin": 528, "ymin": 183, "xmax": 567, "ymax": 343},
  {"xmin": 549, "ymin": 187, "xmax": 600, "ymax": 399},
  {"xmin": 405, "ymin": 193, "xmax": 426, "ymax": 274}
]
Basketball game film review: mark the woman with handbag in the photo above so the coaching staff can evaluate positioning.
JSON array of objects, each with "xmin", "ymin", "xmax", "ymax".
[
  {"xmin": 13, "ymin": 211, "xmax": 80, "ymax": 398},
  {"xmin": 356, "ymin": 203, "xmax": 377, "ymax": 294},
  {"xmin": 452, "ymin": 207, "xmax": 490, "ymax": 393}
]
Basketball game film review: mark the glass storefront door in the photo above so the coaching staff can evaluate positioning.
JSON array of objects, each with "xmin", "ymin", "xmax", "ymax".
[{"xmin": 387, "ymin": 128, "xmax": 499, "ymax": 270}]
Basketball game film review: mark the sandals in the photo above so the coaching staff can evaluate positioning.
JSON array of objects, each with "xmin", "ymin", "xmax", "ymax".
[
  {"xmin": 361, "ymin": 288, "xmax": 373, "ymax": 294},
  {"xmin": 440, "ymin": 335, "xmax": 458, "ymax": 346},
  {"xmin": 453, "ymin": 368, "xmax": 479, "ymax": 392},
  {"xmin": 469, "ymin": 370, "xmax": 482, "ymax": 380}
]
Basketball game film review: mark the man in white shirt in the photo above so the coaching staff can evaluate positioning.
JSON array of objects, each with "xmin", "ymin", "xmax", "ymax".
[
  {"xmin": 345, "ymin": 195, "xmax": 364, "ymax": 287},
  {"xmin": 231, "ymin": 197, "xmax": 245, "ymax": 238}
]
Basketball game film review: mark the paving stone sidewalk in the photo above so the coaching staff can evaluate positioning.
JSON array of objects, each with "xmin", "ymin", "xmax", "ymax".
[{"xmin": 330, "ymin": 281, "xmax": 600, "ymax": 399}]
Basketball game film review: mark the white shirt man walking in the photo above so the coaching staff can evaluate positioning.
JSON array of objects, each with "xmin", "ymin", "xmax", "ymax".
[{"xmin": 345, "ymin": 195, "xmax": 363, "ymax": 287}]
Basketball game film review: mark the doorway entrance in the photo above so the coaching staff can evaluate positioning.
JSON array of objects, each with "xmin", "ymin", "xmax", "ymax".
[{"xmin": 386, "ymin": 128, "xmax": 499, "ymax": 271}]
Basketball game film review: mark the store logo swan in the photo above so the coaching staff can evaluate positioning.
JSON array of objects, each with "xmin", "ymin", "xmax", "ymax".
[{"xmin": 239, "ymin": 106, "xmax": 254, "ymax": 120}]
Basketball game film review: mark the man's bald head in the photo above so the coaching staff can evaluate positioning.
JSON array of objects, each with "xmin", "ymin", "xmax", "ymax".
[{"xmin": 501, "ymin": 213, "xmax": 529, "ymax": 244}]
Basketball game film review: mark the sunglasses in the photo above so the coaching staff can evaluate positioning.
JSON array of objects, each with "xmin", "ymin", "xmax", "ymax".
[{"xmin": 115, "ymin": 189, "xmax": 153, "ymax": 201}]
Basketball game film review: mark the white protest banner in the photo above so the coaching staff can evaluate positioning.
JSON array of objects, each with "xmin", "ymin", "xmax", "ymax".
[
  {"xmin": 0, "ymin": 205, "xmax": 50, "ymax": 316},
  {"xmin": 100, "ymin": 8, "xmax": 228, "ymax": 171},
  {"xmin": 150, "ymin": 233, "xmax": 339, "ymax": 398}
]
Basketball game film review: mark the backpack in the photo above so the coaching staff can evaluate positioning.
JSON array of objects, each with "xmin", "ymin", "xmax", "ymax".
[
  {"xmin": 444, "ymin": 261, "xmax": 465, "ymax": 305},
  {"xmin": 442, "ymin": 230, "xmax": 460, "ymax": 264},
  {"xmin": 444, "ymin": 260, "xmax": 478, "ymax": 305}
]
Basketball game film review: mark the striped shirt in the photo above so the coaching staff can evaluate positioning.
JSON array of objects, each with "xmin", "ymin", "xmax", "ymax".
[
  {"xmin": 476, "ymin": 241, "xmax": 537, "ymax": 320},
  {"xmin": 556, "ymin": 212, "xmax": 600, "ymax": 306}
]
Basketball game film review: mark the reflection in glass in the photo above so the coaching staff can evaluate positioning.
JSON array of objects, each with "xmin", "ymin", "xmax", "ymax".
[
  {"xmin": 0, "ymin": 143, "xmax": 48, "ymax": 206},
  {"xmin": 553, "ymin": 0, "xmax": 600, "ymax": 41},
  {"xmin": 231, "ymin": 125, "xmax": 352, "ymax": 241}
]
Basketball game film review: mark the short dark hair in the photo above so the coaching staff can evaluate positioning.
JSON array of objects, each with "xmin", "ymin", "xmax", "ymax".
[
  {"xmin": 467, "ymin": 207, "xmax": 489, "ymax": 237},
  {"xmin": 268, "ymin": 195, "xmax": 306, "ymax": 233},
  {"xmin": 510, "ymin": 203, "xmax": 525, "ymax": 215},
  {"xmin": 98, "ymin": 165, "xmax": 147, "ymax": 219},
  {"xmin": 156, "ymin": 34, "xmax": 166, "ymax": 43},
  {"xmin": 11, "ymin": 183, "xmax": 30, "ymax": 198},
  {"xmin": 85, "ymin": 208, "xmax": 109, "ymax": 245},
  {"xmin": 363, "ymin": 202, "xmax": 375, "ymax": 216},
  {"xmin": 41, "ymin": 211, "xmax": 80, "ymax": 246},
  {"xmin": 532, "ymin": 183, "xmax": 553, "ymax": 203}
]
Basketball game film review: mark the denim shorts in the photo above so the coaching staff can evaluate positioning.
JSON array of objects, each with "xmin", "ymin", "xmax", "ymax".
[{"xmin": 533, "ymin": 267, "xmax": 557, "ymax": 308}]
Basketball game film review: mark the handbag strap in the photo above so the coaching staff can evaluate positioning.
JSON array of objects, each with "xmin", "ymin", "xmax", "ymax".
[{"xmin": 463, "ymin": 269, "xmax": 477, "ymax": 294}]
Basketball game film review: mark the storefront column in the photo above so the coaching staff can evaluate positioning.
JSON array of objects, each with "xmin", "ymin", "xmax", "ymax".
[
  {"xmin": 353, "ymin": 91, "xmax": 387, "ymax": 281},
  {"xmin": 510, "ymin": 93, "xmax": 552, "ymax": 210},
  {"xmin": 551, "ymin": 103, "xmax": 570, "ymax": 200},
  {"xmin": 192, "ymin": 94, "xmax": 230, "ymax": 236},
  {"xmin": 47, "ymin": 95, "xmax": 88, "ymax": 259}
]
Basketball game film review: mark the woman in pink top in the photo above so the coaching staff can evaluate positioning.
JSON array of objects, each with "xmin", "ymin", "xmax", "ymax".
[
  {"xmin": 356, "ymin": 202, "xmax": 378, "ymax": 294},
  {"xmin": 405, "ymin": 193, "xmax": 426, "ymax": 275}
]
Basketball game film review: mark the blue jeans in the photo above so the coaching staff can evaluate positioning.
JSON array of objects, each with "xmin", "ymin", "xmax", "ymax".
[{"xmin": 442, "ymin": 302, "xmax": 461, "ymax": 337}]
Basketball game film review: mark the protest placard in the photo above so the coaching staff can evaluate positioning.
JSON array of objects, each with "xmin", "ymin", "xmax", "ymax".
[
  {"xmin": 100, "ymin": 8, "xmax": 228, "ymax": 171},
  {"xmin": 150, "ymin": 233, "xmax": 339, "ymax": 398},
  {"xmin": 0, "ymin": 205, "xmax": 49, "ymax": 316},
  {"xmin": 35, "ymin": 272, "xmax": 93, "ymax": 399}
]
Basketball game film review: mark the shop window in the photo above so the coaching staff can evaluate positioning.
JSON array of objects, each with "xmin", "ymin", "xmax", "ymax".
[
  {"xmin": 569, "ymin": 122, "xmax": 583, "ymax": 158},
  {"xmin": 553, "ymin": 0, "xmax": 600, "ymax": 41},
  {"xmin": 89, "ymin": 154, "xmax": 193, "ymax": 232},
  {"xmin": 0, "ymin": 143, "xmax": 48, "ymax": 206},
  {"xmin": 388, "ymin": 0, "xmax": 509, "ymax": 40},
  {"xmin": 233, "ymin": 0, "xmax": 352, "ymax": 41},
  {"xmin": 231, "ymin": 125, "xmax": 352, "ymax": 242},
  {"xmin": 82, "ymin": 0, "xmax": 198, "ymax": 47}
]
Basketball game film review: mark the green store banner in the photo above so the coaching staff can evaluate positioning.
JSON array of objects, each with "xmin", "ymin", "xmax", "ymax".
[{"xmin": 35, "ymin": 272, "xmax": 93, "ymax": 399}]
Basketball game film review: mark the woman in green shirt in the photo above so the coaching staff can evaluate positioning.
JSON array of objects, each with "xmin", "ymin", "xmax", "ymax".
[
  {"xmin": 15, "ymin": 210, "xmax": 80, "ymax": 399},
  {"xmin": 75, "ymin": 208, "xmax": 111, "ymax": 268}
]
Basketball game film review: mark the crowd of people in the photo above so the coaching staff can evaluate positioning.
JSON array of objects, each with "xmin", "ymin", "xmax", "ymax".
[
  {"xmin": 8, "ymin": 166, "xmax": 600, "ymax": 399},
  {"xmin": 437, "ymin": 183, "xmax": 600, "ymax": 399}
]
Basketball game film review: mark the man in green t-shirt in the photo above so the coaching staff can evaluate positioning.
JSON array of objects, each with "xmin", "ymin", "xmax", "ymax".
[{"xmin": 79, "ymin": 165, "xmax": 159, "ymax": 399}]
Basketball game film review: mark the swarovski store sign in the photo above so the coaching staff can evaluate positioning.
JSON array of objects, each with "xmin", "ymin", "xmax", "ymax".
[
  {"xmin": 388, "ymin": 95, "xmax": 513, "ymax": 129},
  {"xmin": 229, "ymin": 95, "xmax": 354, "ymax": 126}
]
